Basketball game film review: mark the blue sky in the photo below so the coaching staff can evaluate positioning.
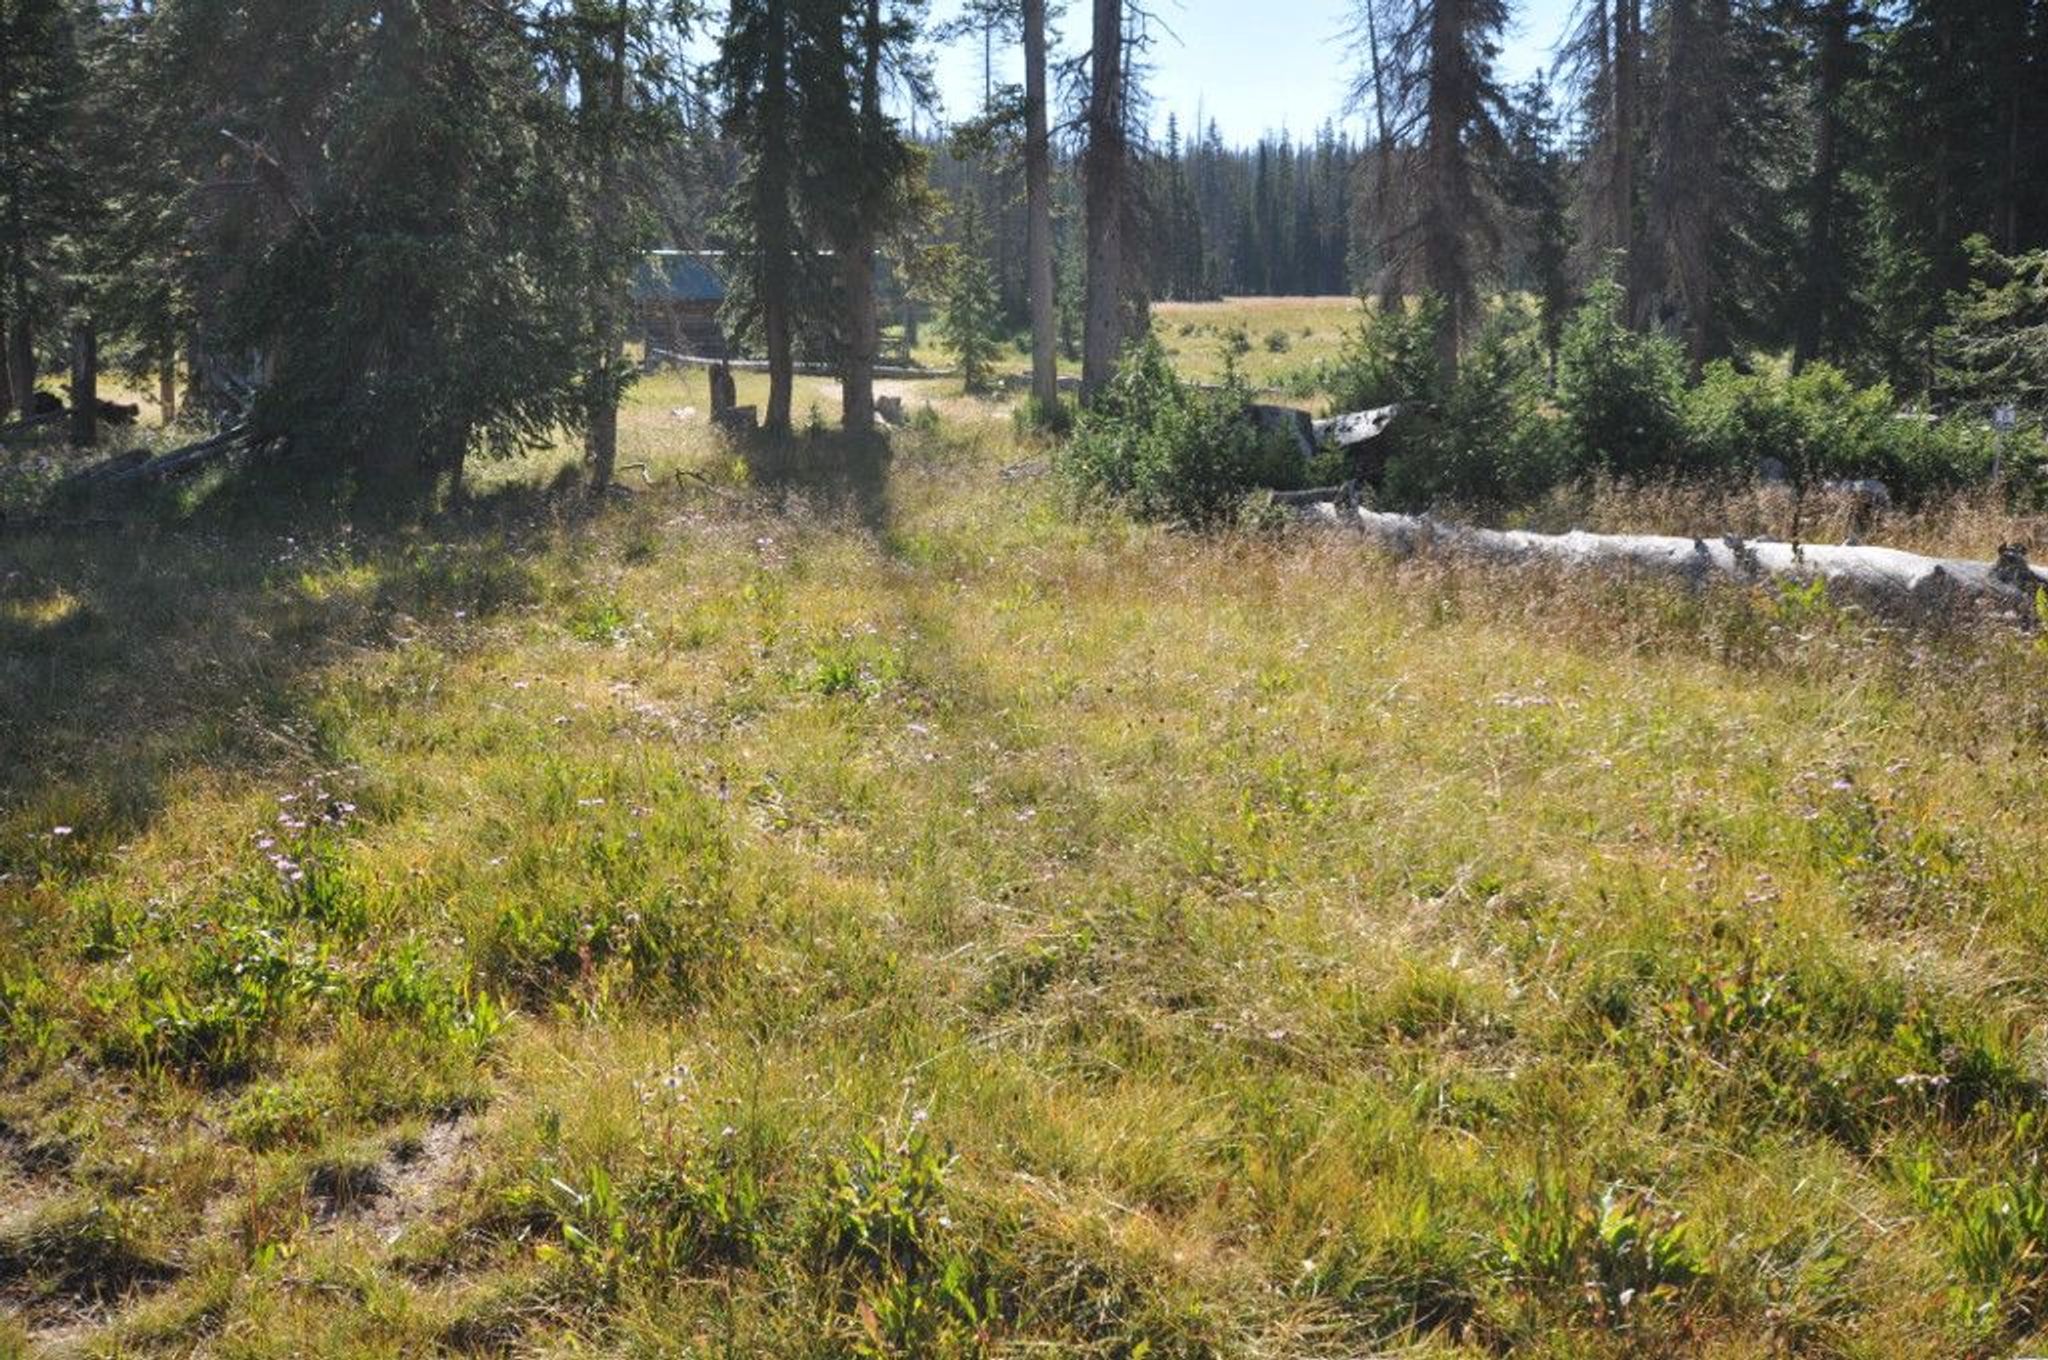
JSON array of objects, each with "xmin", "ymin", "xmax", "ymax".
[{"xmin": 920, "ymin": 0, "xmax": 1579, "ymax": 143}]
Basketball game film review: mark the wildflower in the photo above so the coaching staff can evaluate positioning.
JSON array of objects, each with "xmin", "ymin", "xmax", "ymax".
[{"xmin": 50, "ymin": 826, "xmax": 73, "ymax": 837}]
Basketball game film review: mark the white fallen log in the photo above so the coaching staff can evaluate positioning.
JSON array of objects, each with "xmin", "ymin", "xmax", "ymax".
[
  {"xmin": 647, "ymin": 349, "xmax": 957, "ymax": 381},
  {"xmin": 1313, "ymin": 404, "xmax": 1401, "ymax": 449},
  {"xmin": 1300, "ymin": 501, "xmax": 2048, "ymax": 614}
]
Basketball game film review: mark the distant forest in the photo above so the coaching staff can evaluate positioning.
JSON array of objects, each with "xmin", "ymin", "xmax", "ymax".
[
  {"xmin": 0, "ymin": 0, "xmax": 2040, "ymax": 499},
  {"xmin": 922, "ymin": 0, "xmax": 2045, "ymax": 399}
]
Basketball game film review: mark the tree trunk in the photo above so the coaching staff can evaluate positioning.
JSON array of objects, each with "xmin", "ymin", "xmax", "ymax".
[
  {"xmin": 1297, "ymin": 501, "xmax": 2047, "ymax": 614},
  {"xmin": 1081, "ymin": 0, "xmax": 1126, "ymax": 402},
  {"xmin": 585, "ymin": 0, "xmax": 628, "ymax": 492},
  {"xmin": 1793, "ymin": 0, "xmax": 1848, "ymax": 371},
  {"xmin": 68, "ymin": 318, "xmax": 96, "ymax": 448},
  {"xmin": 759, "ymin": 0, "xmax": 796, "ymax": 435},
  {"xmin": 1363, "ymin": 0, "xmax": 1400, "ymax": 311},
  {"xmin": 0, "ymin": 305, "xmax": 10, "ymax": 421},
  {"xmin": 842, "ymin": 233, "xmax": 878, "ymax": 431},
  {"xmin": 158, "ymin": 348, "xmax": 177, "ymax": 426},
  {"xmin": 764, "ymin": 290, "xmax": 794, "ymax": 433},
  {"xmin": 6, "ymin": 302, "xmax": 30, "ymax": 415},
  {"xmin": 841, "ymin": 0, "xmax": 884, "ymax": 434},
  {"xmin": 1419, "ymin": 0, "xmax": 1474, "ymax": 377},
  {"xmin": 1024, "ymin": 0, "xmax": 1058, "ymax": 411},
  {"xmin": 1612, "ymin": 0, "xmax": 1638, "ymax": 296}
]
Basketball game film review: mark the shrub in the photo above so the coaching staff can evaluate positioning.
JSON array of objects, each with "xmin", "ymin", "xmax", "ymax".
[
  {"xmin": 1685, "ymin": 360, "xmax": 2003, "ymax": 502},
  {"xmin": 1554, "ymin": 279, "xmax": 1690, "ymax": 481},
  {"xmin": 1057, "ymin": 335, "xmax": 1303, "ymax": 525},
  {"xmin": 1323, "ymin": 299, "xmax": 1562, "ymax": 509},
  {"xmin": 1377, "ymin": 307, "xmax": 1566, "ymax": 509},
  {"xmin": 1328, "ymin": 295, "xmax": 1446, "ymax": 417}
]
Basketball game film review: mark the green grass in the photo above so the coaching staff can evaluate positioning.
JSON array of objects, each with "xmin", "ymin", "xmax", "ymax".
[
  {"xmin": 1149, "ymin": 296, "xmax": 1364, "ymax": 389},
  {"xmin": 3, "ymin": 369, "xmax": 2048, "ymax": 1357}
]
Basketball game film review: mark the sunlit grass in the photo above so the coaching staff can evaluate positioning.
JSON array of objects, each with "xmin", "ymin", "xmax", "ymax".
[{"xmin": 1, "ymin": 372, "xmax": 2046, "ymax": 1356}]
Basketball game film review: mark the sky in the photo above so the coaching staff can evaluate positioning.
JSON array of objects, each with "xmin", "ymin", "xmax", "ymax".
[{"xmin": 919, "ymin": 0, "xmax": 1579, "ymax": 144}]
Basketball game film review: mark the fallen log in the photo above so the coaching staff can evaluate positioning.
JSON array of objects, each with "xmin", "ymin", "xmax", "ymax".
[
  {"xmin": 1297, "ymin": 499, "xmax": 2048, "ymax": 614},
  {"xmin": 649, "ymin": 349, "xmax": 957, "ymax": 381},
  {"xmin": 0, "ymin": 408, "xmax": 65, "ymax": 440},
  {"xmin": 1312, "ymin": 404, "xmax": 1401, "ymax": 449},
  {"xmin": 53, "ymin": 447, "xmax": 150, "ymax": 496},
  {"xmin": 54, "ymin": 423, "xmax": 253, "ymax": 497}
]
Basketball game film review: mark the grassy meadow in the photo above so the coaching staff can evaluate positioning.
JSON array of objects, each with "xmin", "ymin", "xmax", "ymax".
[{"xmin": 5, "ymin": 322, "xmax": 2048, "ymax": 1358}]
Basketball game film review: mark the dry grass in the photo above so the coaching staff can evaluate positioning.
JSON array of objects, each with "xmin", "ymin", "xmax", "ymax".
[
  {"xmin": 1502, "ymin": 477, "xmax": 2048, "ymax": 563},
  {"xmin": 1, "ymin": 373, "xmax": 2047, "ymax": 1358}
]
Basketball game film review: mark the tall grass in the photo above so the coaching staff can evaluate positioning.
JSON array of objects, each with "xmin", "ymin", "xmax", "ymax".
[{"xmin": 1, "ymin": 369, "xmax": 2045, "ymax": 1357}]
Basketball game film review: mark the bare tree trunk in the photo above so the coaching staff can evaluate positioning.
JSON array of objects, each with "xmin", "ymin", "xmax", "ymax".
[
  {"xmin": 158, "ymin": 347, "xmax": 177, "ymax": 426},
  {"xmin": 0, "ymin": 305, "xmax": 10, "ymax": 421},
  {"xmin": 841, "ymin": 0, "xmax": 884, "ymax": 433},
  {"xmin": 764, "ymin": 292, "xmax": 794, "ymax": 433},
  {"xmin": 1081, "ymin": 0, "xmax": 1126, "ymax": 402},
  {"xmin": 1362, "ymin": 1, "xmax": 1401, "ymax": 311},
  {"xmin": 6, "ymin": 296, "xmax": 31, "ymax": 415},
  {"xmin": 1793, "ymin": 0, "xmax": 1848, "ymax": 371},
  {"xmin": 585, "ymin": 0, "xmax": 628, "ymax": 492},
  {"xmin": 68, "ymin": 318, "xmax": 96, "ymax": 448},
  {"xmin": 1024, "ymin": 0, "xmax": 1057, "ymax": 411},
  {"xmin": 1419, "ymin": 0, "xmax": 1474, "ymax": 377},
  {"xmin": 842, "ymin": 235, "xmax": 878, "ymax": 431},
  {"xmin": 1612, "ymin": 0, "xmax": 1638, "ymax": 297},
  {"xmin": 760, "ymin": 0, "xmax": 796, "ymax": 436}
]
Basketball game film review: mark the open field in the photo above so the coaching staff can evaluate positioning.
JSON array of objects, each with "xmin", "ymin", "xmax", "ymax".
[
  {"xmin": 1150, "ymin": 297, "xmax": 1365, "ymax": 388},
  {"xmin": 4, "ymin": 371, "xmax": 2048, "ymax": 1358},
  {"xmin": 896, "ymin": 296, "xmax": 1364, "ymax": 397}
]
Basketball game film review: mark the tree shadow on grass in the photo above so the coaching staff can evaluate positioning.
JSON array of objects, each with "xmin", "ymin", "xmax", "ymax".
[
  {"xmin": 735, "ymin": 427, "xmax": 895, "ymax": 541},
  {"xmin": 0, "ymin": 472, "xmax": 595, "ymax": 882},
  {"xmin": 0, "ymin": 424, "xmax": 908, "ymax": 881}
]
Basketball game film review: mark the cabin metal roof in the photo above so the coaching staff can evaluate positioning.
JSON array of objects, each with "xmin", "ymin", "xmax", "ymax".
[{"xmin": 632, "ymin": 251, "xmax": 726, "ymax": 304}]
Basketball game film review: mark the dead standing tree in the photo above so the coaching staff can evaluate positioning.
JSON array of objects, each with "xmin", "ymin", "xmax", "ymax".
[
  {"xmin": 1352, "ymin": 0, "xmax": 1508, "ymax": 378},
  {"xmin": 1080, "ymin": 0, "xmax": 1126, "ymax": 402},
  {"xmin": 1023, "ymin": 0, "xmax": 1057, "ymax": 412}
]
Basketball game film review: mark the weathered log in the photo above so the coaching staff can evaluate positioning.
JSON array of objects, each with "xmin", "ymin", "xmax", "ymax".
[
  {"xmin": 54, "ymin": 447, "xmax": 150, "ymax": 496},
  {"xmin": 0, "ymin": 408, "xmax": 64, "ymax": 440},
  {"xmin": 1312, "ymin": 404, "xmax": 1401, "ymax": 449},
  {"xmin": 1298, "ymin": 499, "xmax": 2048, "ymax": 614},
  {"xmin": 77, "ymin": 423, "xmax": 253, "ymax": 492}
]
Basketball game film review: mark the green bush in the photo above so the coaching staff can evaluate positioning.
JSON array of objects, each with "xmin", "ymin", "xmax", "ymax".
[
  {"xmin": 1328, "ymin": 296, "xmax": 1446, "ymax": 417},
  {"xmin": 1378, "ymin": 307, "xmax": 1567, "ymax": 509},
  {"xmin": 1057, "ymin": 335, "xmax": 1304, "ymax": 525},
  {"xmin": 1324, "ymin": 299, "xmax": 1562, "ymax": 509},
  {"xmin": 1685, "ymin": 361, "xmax": 2002, "ymax": 501},
  {"xmin": 1554, "ymin": 279, "xmax": 1690, "ymax": 481}
]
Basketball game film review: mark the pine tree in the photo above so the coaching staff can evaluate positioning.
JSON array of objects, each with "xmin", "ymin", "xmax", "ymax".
[
  {"xmin": 0, "ymin": 0, "xmax": 86, "ymax": 416},
  {"xmin": 715, "ymin": 0, "xmax": 809, "ymax": 434},
  {"xmin": 1498, "ymin": 78, "xmax": 1574, "ymax": 374},
  {"xmin": 1022, "ymin": 0, "xmax": 1057, "ymax": 409},
  {"xmin": 1355, "ymin": 0, "xmax": 1508, "ymax": 374},
  {"xmin": 805, "ymin": 0, "xmax": 926, "ymax": 433},
  {"xmin": 940, "ymin": 196, "xmax": 1002, "ymax": 392}
]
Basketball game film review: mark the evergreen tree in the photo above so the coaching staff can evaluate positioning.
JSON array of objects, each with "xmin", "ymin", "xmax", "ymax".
[
  {"xmin": 1498, "ymin": 78, "xmax": 1574, "ymax": 374},
  {"xmin": 0, "ymin": 0, "xmax": 87, "ymax": 416},
  {"xmin": 1355, "ymin": 0, "xmax": 1509, "ymax": 373},
  {"xmin": 1080, "ymin": 0, "xmax": 1128, "ymax": 399},
  {"xmin": 715, "ymin": 0, "xmax": 811, "ymax": 434},
  {"xmin": 940, "ymin": 196, "xmax": 1002, "ymax": 392}
]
